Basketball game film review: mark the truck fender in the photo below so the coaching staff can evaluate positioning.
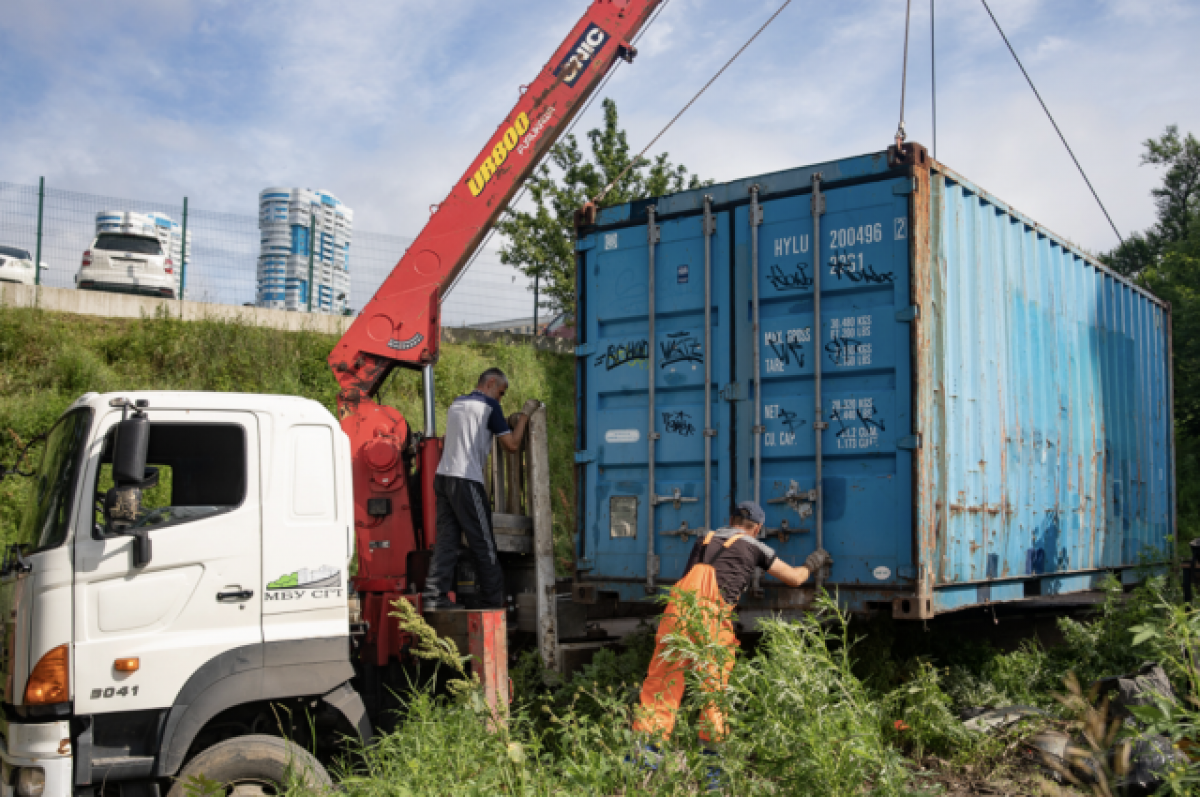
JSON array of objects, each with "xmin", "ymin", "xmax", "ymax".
[
  {"xmin": 154, "ymin": 638, "xmax": 354, "ymax": 778},
  {"xmin": 321, "ymin": 681, "xmax": 373, "ymax": 743}
]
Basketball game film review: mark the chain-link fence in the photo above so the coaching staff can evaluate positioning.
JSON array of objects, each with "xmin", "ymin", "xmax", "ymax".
[{"xmin": 0, "ymin": 180, "xmax": 536, "ymax": 328}]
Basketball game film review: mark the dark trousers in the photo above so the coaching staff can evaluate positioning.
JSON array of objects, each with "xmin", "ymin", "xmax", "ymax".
[{"xmin": 425, "ymin": 474, "xmax": 504, "ymax": 608}]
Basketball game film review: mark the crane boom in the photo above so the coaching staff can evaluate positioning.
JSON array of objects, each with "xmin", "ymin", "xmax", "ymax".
[
  {"xmin": 329, "ymin": 1, "xmax": 665, "ymax": 665},
  {"xmin": 329, "ymin": 0, "xmax": 663, "ymax": 405}
]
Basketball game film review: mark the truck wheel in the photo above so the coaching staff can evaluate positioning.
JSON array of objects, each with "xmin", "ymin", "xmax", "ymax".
[{"xmin": 167, "ymin": 734, "xmax": 332, "ymax": 797}]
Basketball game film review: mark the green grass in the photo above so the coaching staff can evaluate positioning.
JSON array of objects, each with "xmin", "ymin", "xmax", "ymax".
[{"xmin": 0, "ymin": 305, "xmax": 576, "ymax": 564}]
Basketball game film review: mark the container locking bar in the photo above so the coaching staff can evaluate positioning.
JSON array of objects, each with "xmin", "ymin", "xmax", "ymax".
[
  {"xmin": 702, "ymin": 195, "xmax": 715, "ymax": 538},
  {"xmin": 767, "ymin": 480, "xmax": 817, "ymax": 520},
  {"xmin": 749, "ymin": 186, "xmax": 764, "ymax": 507},
  {"xmin": 811, "ymin": 172, "xmax": 828, "ymax": 586},
  {"xmin": 749, "ymin": 185, "xmax": 765, "ymax": 597},
  {"xmin": 646, "ymin": 207, "xmax": 661, "ymax": 594}
]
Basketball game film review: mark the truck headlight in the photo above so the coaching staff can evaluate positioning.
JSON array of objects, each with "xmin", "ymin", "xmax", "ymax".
[{"xmin": 16, "ymin": 767, "xmax": 45, "ymax": 797}]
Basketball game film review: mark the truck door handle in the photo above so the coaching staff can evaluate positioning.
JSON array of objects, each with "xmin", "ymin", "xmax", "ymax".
[{"xmin": 216, "ymin": 589, "xmax": 254, "ymax": 602}]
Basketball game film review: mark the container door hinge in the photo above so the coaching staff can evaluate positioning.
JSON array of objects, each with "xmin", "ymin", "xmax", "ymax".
[
  {"xmin": 895, "ymin": 305, "xmax": 920, "ymax": 322},
  {"xmin": 897, "ymin": 434, "xmax": 922, "ymax": 451},
  {"xmin": 577, "ymin": 557, "xmax": 595, "ymax": 571},
  {"xmin": 574, "ymin": 450, "xmax": 595, "ymax": 464},
  {"xmin": 893, "ymin": 178, "xmax": 918, "ymax": 195},
  {"xmin": 719, "ymin": 382, "xmax": 746, "ymax": 402},
  {"xmin": 898, "ymin": 564, "xmax": 917, "ymax": 579},
  {"xmin": 575, "ymin": 342, "xmax": 597, "ymax": 358}
]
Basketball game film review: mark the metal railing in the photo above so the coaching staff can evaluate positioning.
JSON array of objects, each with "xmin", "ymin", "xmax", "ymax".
[{"xmin": 0, "ymin": 179, "xmax": 536, "ymax": 327}]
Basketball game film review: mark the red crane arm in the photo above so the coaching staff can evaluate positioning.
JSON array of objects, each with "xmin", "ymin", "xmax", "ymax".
[{"xmin": 329, "ymin": 0, "xmax": 663, "ymax": 404}]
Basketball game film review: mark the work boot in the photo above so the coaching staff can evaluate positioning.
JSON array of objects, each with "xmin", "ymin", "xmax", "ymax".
[
  {"xmin": 700, "ymin": 748, "xmax": 723, "ymax": 792},
  {"xmin": 424, "ymin": 594, "xmax": 466, "ymax": 611},
  {"xmin": 625, "ymin": 741, "xmax": 661, "ymax": 772}
]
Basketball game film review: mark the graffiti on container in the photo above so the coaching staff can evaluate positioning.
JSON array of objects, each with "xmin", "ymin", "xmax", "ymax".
[
  {"xmin": 764, "ymin": 405, "xmax": 805, "ymax": 447},
  {"xmin": 764, "ymin": 327, "xmax": 810, "ymax": 373},
  {"xmin": 827, "ymin": 251, "xmax": 895, "ymax": 285},
  {"xmin": 660, "ymin": 331, "xmax": 703, "ymax": 368},
  {"xmin": 662, "ymin": 411, "xmax": 696, "ymax": 437},
  {"xmin": 829, "ymin": 398, "xmax": 884, "ymax": 450},
  {"xmin": 595, "ymin": 340, "xmax": 648, "ymax": 371},
  {"xmin": 766, "ymin": 263, "xmax": 813, "ymax": 292}
]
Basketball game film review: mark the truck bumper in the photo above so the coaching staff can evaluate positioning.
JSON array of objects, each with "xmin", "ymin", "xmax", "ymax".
[{"xmin": 0, "ymin": 721, "xmax": 73, "ymax": 797}]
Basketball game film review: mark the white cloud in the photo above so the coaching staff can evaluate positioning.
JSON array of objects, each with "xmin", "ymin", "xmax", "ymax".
[{"xmin": 0, "ymin": 0, "xmax": 1197, "ymax": 317}]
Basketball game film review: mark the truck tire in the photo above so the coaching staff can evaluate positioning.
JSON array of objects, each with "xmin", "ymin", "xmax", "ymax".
[{"xmin": 167, "ymin": 734, "xmax": 332, "ymax": 797}]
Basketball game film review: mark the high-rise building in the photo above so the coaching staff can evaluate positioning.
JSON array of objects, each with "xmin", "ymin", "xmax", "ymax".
[{"xmin": 257, "ymin": 188, "xmax": 352, "ymax": 314}]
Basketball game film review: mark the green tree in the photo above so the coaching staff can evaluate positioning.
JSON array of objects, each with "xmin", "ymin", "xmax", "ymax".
[
  {"xmin": 496, "ymin": 99, "xmax": 709, "ymax": 317},
  {"xmin": 1105, "ymin": 126, "xmax": 1200, "ymax": 277}
]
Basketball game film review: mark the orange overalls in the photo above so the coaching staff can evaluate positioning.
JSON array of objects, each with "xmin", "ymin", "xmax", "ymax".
[{"xmin": 633, "ymin": 532, "xmax": 744, "ymax": 743}]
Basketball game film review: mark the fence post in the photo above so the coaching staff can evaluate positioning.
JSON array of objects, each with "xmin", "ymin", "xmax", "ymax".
[
  {"xmin": 179, "ymin": 197, "xmax": 189, "ymax": 301},
  {"xmin": 308, "ymin": 211, "xmax": 315, "ymax": 313},
  {"xmin": 533, "ymin": 274, "xmax": 539, "ymax": 336},
  {"xmin": 34, "ymin": 177, "xmax": 44, "ymax": 287}
]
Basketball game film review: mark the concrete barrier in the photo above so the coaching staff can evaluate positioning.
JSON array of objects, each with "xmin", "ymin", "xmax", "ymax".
[{"xmin": 0, "ymin": 283, "xmax": 573, "ymax": 354}]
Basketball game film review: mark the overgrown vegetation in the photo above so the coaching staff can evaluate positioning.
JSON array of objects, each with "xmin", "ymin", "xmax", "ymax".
[
  {"xmin": 311, "ymin": 578, "xmax": 1200, "ymax": 795},
  {"xmin": 0, "ymin": 307, "xmax": 576, "ymax": 564}
]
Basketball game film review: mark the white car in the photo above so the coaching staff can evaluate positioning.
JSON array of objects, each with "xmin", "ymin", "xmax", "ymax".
[
  {"xmin": 0, "ymin": 245, "xmax": 43, "ymax": 285},
  {"xmin": 77, "ymin": 232, "xmax": 179, "ymax": 298}
]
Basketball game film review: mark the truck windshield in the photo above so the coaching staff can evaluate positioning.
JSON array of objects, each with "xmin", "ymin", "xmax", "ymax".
[
  {"xmin": 17, "ymin": 409, "xmax": 93, "ymax": 552},
  {"xmin": 94, "ymin": 235, "xmax": 162, "ymax": 255}
]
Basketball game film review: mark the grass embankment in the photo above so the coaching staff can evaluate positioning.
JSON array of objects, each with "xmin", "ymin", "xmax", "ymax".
[
  {"xmin": 0, "ymin": 306, "xmax": 575, "ymax": 563},
  {"xmin": 331, "ymin": 577, "xmax": 1200, "ymax": 796}
]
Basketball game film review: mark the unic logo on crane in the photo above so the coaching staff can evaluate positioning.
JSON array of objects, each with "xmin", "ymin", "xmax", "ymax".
[
  {"xmin": 554, "ymin": 23, "xmax": 610, "ymax": 86},
  {"xmin": 466, "ymin": 23, "xmax": 608, "ymax": 199}
]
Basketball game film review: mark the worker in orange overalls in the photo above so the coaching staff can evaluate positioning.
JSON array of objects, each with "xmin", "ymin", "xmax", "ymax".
[{"xmin": 633, "ymin": 501, "xmax": 831, "ymax": 750}]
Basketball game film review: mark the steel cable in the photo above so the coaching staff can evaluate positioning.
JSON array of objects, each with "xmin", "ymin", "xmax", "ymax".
[
  {"xmin": 931, "ymin": 0, "xmax": 937, "ymax": 158},
  {"xmin": 896, "ymin": 0, "xmax": 913, "ymax": 146},
  {"xmin": 445, "ymin": 0, "xmax": 675, "ymax": 305},
  {"xmin": 978, "ymin": 0, "xmax": 1124, "ymax": 244},
  {"xmin": 593, "ymin": 0, "xmax": 794, "ymax": 204}
]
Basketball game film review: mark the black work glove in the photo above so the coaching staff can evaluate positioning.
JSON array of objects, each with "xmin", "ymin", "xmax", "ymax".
[{"xmin": 804, "ymin": 548, "xmax": 832, "ymax": 572}]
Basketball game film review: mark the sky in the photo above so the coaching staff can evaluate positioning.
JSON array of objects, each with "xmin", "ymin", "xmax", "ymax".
[{"xmin": 2, "ymin": 0, "xmax": 1198, "ymax": 321}]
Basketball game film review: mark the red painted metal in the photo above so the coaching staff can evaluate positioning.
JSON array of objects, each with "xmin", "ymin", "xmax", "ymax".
[
  {"xmin": 418, "ymin": 436, "xmax": 442, "ymax": 553},
  {"xmin": 332, "ymin": 0, "xmax": 665, "ymax": 668},
  {"xmin": 468, "ymin": 610, "xmax": 509, "ymax": 721}
]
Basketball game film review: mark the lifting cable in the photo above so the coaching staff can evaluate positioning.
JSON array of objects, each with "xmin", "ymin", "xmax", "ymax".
[
  {"xmin": 592, "ymin": 0, "xmax": 794, "ymax": 204},
  {"xmin": 978, "ymin": 0, "xmax": 1124, "ymax": 244},
  {"xmin": 444, "ymin": 0, "xmax": 676, "ymax": 304},
  {"xmin": 930, "ymin": 0, "xmax": 937, "ymax": 158},
  {"xmin": 895, "ymin": 0, "xmax": 913, "ymax": 148}
]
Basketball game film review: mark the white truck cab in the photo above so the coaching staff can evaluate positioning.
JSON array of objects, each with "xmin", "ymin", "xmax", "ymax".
[{"xmin": 0, "ymin": 392, "xmax": 369, "ymax": 797}]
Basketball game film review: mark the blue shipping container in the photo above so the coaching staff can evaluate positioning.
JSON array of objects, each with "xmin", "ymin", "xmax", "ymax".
[{"xmin": 573, "ymin": 144, "xmax": 1175, "ymax": 619}]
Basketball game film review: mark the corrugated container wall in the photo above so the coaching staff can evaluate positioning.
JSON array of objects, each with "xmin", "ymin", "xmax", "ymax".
[{"xmin": 573, "ymin": 144, "xmax": 1174, "ymax": 619}]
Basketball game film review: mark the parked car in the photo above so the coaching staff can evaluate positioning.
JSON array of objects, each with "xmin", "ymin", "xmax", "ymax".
[
  {"xmin": 0, "ymin": 245, "xmax": 44, "ymax": 285},
  {"xmin": 77, "ymin": 232, "xmax": 178, "ymax": 298}
]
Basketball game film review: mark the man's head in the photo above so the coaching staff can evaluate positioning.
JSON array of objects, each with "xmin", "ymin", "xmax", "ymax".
[
  {"xmin": 730, "ymin": 501, "xmax": 766, "ymax": 536},
  {"xmin": 476, "ymin": 368, "xmax": 509, "ymax": 401}
]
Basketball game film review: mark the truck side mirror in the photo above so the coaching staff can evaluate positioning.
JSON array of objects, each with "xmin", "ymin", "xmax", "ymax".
[
  {"xmin": 112, "ymin": 415, "xmax": 150, "ymax": 484},
  {"xmin": 103, "ymin": 407, "xmax": 158, "ymax": 567}
]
